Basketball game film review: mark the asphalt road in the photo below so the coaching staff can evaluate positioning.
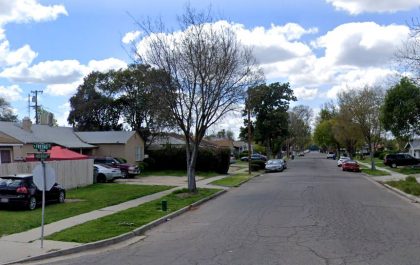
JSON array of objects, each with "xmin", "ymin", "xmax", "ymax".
[{"xmin": 40, "ymin": 152, "xmax": 420, "ymax": 265}]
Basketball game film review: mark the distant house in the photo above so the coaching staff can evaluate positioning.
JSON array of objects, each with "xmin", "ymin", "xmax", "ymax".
[
  {"xmin": 233, "ymin": 141, "xmax": 250, "ymax": 155},
  {"xmin": 148, "ymin": 133, "xmax": 218, "ymax": 151},
  {"xmin": 75, "ymin": 131, "xmax": 145, "ymax": 164},
  {"xmin": 406, "ymin": 138, "xmax": 420, "ymax": 159},
  {"xmin": 0, "ymin": 119, "xmax": 94, "ymax": 164}
]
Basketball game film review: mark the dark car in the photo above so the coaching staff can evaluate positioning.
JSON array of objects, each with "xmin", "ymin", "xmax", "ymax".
[
  {"xmin": 0, "ymin": 174, "xmax": 65, "ymax": 210},
  {"xmin": 384, "ymin": 153, "xmax": 420, "ymax": 168},
  {"xmin": 93, "ymin": 157, "xmax": 140, "ymax": 178},
  {"xmin": 342, "ymin": 160, "xmax": 360, "ymax": 172},
  {"xmin": 240, "ymin": 154, "xmax": 267, "ymax": 162}
]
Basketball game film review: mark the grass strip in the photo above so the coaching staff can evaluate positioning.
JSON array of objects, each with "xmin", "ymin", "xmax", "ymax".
[
  {"xmin": 361, "ymin": 167, "xmax": 390, "ymax": 176},
  {"xmin": 47, "ymin": 188, "xmax": 220, "ymax": 243},
  {"xmin": 0, "ymin": 184, "xmax": 172, "ymax": 237},
  {"xmin": 210, "ymin": 173, "xmax": 257, "ymax": 187},
  {"xmin": 386, "ymin": 176, "xmax": 420, "ymax": 196},
  {"xmin": 389, "ymin": 167, "xmax": 420, "ymax": 175},
  {"xmin": 140, "ymin": 170, "xmax": 219, "ymax": 178}
]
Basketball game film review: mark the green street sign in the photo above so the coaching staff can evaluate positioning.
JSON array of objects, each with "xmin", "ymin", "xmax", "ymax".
[
  {"xmin": 33, "ymin": 143, "xmax": 52, "ymax": 151},
  {"xmin": 34, "ymin": 152, "xmax": 50, "ymax": 160}
]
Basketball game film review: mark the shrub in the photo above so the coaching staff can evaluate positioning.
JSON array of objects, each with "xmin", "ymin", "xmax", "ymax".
[
  {"xmin": 406, "ymin": 176, "xmax": 418, "ymax": 183},
  {"xmin": 250, "ymin": 160, "xmax": 265, "ymax": 171},
  {"xmin": 143, "ymin": 157, "xmax": 156, "ymax": 169},
  {"xmin": 147, "ymin": 146, "xmax": 230, "ymax": 173},
  {"xmin": 239, "ymin": 151, "xmax": 249, "ymax": 158}
]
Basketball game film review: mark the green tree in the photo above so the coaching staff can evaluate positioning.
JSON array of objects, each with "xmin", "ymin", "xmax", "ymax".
[
  {"xmin": 68, "ymin": 72, "xmax": 123, "ymax": 131},
  {"xmin": 313, "ymin": 103, "xmax": 339, "ymax": 152},
  {"xmin": 248, "ymin": 82, "xmax": 296, "ymax": 157},
  {"xmin": 0, "ymin": 97, "xmax": 18, "ymax": 122},
  {"xmin": 380, "ymin": 77, "xmax": 420, "ymax": 139},
  {"xmin": 288, "ymin": 105, "xmax": 313, "ymax": 152},
  {"xmin": 338, "ymin": 86, "xmax": 384, "ymax": 169}
]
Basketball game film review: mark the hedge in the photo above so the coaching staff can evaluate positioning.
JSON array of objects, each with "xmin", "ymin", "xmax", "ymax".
[{"xmin": 145, "ymin": 146, "xmax": 231, "ymax": 174}]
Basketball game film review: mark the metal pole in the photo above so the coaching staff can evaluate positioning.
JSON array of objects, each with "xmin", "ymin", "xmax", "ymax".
[{"xmin": 41, "ymin": 157, "xmax": 46, "ymax": 248}]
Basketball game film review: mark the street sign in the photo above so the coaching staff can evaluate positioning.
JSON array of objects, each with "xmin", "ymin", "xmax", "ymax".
[
  {"xmin": 34, "ymin": 152, "xmax": 50, "ymax": 160},
  {"xmin": 33, "ymin": 143, "xmax": 51, "ymax": 151},
  {"xmin": 32, "ymin": 164, "xmax": 56, "ymax": 191}
]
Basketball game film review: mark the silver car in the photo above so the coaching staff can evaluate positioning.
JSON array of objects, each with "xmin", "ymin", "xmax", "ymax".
[
  {"xmin": 265, "ymin": 159, "xmax": 287, "ymax": 172},
  {"xmin": 94, "ymin": 164, "xmax": 123, "ymax": 183}
]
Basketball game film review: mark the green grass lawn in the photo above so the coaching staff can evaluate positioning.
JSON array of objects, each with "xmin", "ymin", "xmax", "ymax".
[
  {"xmin": 140, "ymin": 170, "xmax": 220, "ymax": 178},
  {"xmin": 357, "ymin": 157, "xmax": 386, "ymax": 167},
  {"xmin": 210, "ymin": 173, "xmax": 257, "ymax": 187},
  {"xmin": 0, "ymin": 184, "xmax": 172, "ymax": 237},
  {"xmin": 389, "ymin": 167, "xmax": 420, "ymax": 175},
  {"xmin": 386, "ymin": 176, "xmax": 420, "ymax": 196},
  {"xmin": 47, "ymin": 188, "xmax": 220, "ymax": 243}
]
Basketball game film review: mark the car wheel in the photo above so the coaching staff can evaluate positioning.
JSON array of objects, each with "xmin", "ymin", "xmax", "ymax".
[
  {"xmin": 28, "ymin": 196, "xmax": 37, "ymax": 210},
  {"xmin": 342, "ymin": 167, "xmax": 345, "ymax": 171},
  {"xmin": 97, "ymin": 174, "xmax": 106, "ymax": 183},
  {"xmin": 58, "ymin": 191, "xmax": 65, "ymax": 203},
  {"xmin": 391, "ymin": 163, "xmax": 397, "ymax": 168},
  {"xmin": 121, "ymin": 171, "xmax": 128, "ymax": 179}
]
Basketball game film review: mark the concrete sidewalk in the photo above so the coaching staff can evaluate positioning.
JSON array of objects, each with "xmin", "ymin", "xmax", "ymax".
[
  {"xmin": 0, "ymin": 174, "xmax": 232, "ymax": 265},
  {"xmin": 357, "ymin": 161, "xmax": 418, "ymax": 182}
]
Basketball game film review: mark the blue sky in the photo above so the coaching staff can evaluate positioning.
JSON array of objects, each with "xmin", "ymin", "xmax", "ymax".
[{"xmin": 0, "ymin": 0, "xmax": 419, "ymax": 136}]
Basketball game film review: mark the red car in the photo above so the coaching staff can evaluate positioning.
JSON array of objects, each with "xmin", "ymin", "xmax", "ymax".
[{"xmin": 342, "ymin": 160, "xmax": 360, "ymax": 172}]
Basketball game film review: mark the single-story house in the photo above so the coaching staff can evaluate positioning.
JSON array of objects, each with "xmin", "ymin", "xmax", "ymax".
[
  {"xmin": 0, "ymin": 119, "xmax": 144, "ymax": 165},
  {"xmin": 148, "ymin": 133, "xmax": 217, "ymax": 151},
  {"xmin": 406, "ymin": 138, "xmax": 420, "ymax": 159},
  {"xmin": 0, "ymin": 119, "xmax": 95, "ymax": 164},
  {"xmin": 75, "ymin": 131, "xmax": 144, "ymax": 164}
]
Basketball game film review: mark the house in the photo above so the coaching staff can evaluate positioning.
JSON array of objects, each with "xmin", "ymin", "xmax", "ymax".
[
  {"xmin": 75, "ymin": 131, "xmax": 145, "ymax": 164},
  {"xmin": 233, "ymin": 141, "xmax": 251, "ymax": 156},
  {"xmin": 406, "ymin": 138, "xmax": 420, "ymax": 158},
  {"xmin": 0, "ymin": 119, "xmax": 95, "ymax": 164},
  {"xmin": 148, "ymin": 133, "xmax": 217, "ymax": 151},
  {"xmin": 0, "ymin": 119, "xmax": 145, "ymax": 165}
]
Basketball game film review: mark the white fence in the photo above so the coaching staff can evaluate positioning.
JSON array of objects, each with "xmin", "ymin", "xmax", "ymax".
[{"xmin": 0, "ymin": 159, "xmax": 94, "ymax": 189}]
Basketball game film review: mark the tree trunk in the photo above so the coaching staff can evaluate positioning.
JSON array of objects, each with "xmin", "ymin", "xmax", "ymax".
[
  {"xmin": 369, "ymin": 141, "xmax": 376, "ymax": 170},
  {"xmin": 186, "ymin": 142, "xmax": 198, "ymax": 192}
]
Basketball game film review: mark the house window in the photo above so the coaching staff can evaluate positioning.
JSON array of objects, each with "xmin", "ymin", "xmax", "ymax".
[
  {"xmin": 135, "ymin": 146, "xmax": 143, "ymax": 161},
  {"xmin": 0, "ymin": 150, "xmax": 12, "ymax": 164}
]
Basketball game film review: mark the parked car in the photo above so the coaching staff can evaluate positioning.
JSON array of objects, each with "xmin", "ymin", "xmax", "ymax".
[
  {"xmin": 342, "ymin": 160, "xmax": 360, "ymax": 172},
  {"xmin": 0, "ymin": 174, "xmax": 65, "ymax": 210},
  {"xmin": 337, "ymin": 156, "xmax": 351, "ymax": 167},
  {"xmin": 240, "ymin": 154, "xmax": 267, "ymax": 161},
  {"xmin": 326, "ymin": 152, "xmax": 336, "ymax": 159},
  {"xmin": 383, "ymin": 153, "xmax": 420, "ymax": 168},
  {"xmin": 265, "ymin": 159, "xmax": 287, "ymax": 172},
  {"xmin": 93, "ymin": 157, "xmax": 140, "ymax": 178},
  {"xmin": 94, "ymin": 164, "xmax": 123, "ymax": 183}
]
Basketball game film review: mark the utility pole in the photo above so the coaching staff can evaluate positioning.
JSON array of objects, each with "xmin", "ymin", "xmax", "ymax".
[{"xmin": 31, "ymin": 90, "xmax": 43, "ymax": 124}]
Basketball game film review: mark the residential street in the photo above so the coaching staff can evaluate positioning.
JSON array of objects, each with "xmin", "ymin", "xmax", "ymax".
[{"xmin": 39, "ymin": 152, "xmax": 420, "ymax": 265}]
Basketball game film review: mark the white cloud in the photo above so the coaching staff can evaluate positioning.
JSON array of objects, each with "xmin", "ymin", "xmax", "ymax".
[
  {"xmin": 314, "ymin": 22, "xmax": 410, "ymax": 68},
  {"xmin": 122, "ymin": 30, "xmax": 141, "ymax": 44},
  {"xmin": 55, "ymin": 102, "xmax": 70, "ymax": 126},
  {"xmin": 325, "ymin": 67, "xmax": 398, "ymax": 99},
  {"xmin": 0, "ymin": 41, "xmax": 37, "ymax": 67},
  {"xmin": 0, "ymin": 84, "xmax": 23, "ymax": 101},
  {"xmin": 0, "ymin": 60, "xmax": 85, "ymax": 83},
  {"xmin": 0, "ymin": 0, "xmax": 67, "ymax": 26},
  {"xmin": 326, "ymin": 0, "xmax": 420, "ymax": 14},
  {"xmin": 294, "ymin": 87, "xmax": 319, "ymax": 100},
  {"xmin": 88, "ymin": 58, "xmax": 127, "ymax": 73}
]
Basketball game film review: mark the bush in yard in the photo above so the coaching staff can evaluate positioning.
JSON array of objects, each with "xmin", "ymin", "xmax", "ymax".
[
  {"xmin": 239, "ymin": 150, "xmax": 249, "ymax": 158},
  {"xmin": 406, "ymin": 176, "xmax": 417, "ymax": 183},
  {"xmin": 250, "ymin": 160, "xmax": 265, "ymax": 171},
  {"xmin": 148, "ymin": 146, "xmax": 230, "ymax": 173},
  {"xmin": 250, "ymin": 163, "xmax": 261, "ymax": 171},
  {"xmin": 143, "ymin": 157, "xmax": 156, "ymax": 169}
]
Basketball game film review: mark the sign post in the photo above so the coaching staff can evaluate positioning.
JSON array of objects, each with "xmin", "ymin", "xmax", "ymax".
[{"xmin": 32, "ymin": 143, "xmax": 53, "ymax": 249}]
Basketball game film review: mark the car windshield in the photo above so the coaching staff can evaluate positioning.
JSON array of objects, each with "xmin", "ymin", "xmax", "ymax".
[
  {"xmin": 267, "ymin": 160, "xmax": 282, "ymax": 164},
  {"xmin": 0, "ymin": 177, "xmax": 23, "ymax": 188},
  {"xmin": 113, "ymin": 157, "xmax": 125, "ymax": 163}
]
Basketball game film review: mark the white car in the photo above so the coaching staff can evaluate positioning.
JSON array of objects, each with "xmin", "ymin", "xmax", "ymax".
[
  {"xmin": 94, "ymin": 164, "xmax": 123, "ymax": 183},
  {"xmin": 337, "ymin": 156, "xmax": 351, "ymax": 167}
]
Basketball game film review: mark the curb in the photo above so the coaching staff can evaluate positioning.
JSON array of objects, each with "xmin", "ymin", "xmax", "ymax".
[
  {"xmin": 6, "ymin": 189, "xmax": 227, "ymax": 265},
  {"xmin": 382, "ymin": 183, "xmax": 420, "ymax": 203}
]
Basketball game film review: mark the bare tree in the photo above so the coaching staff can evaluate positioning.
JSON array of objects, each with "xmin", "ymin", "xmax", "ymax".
[
  {"xmin": 338, "ymin": 86, "xmax": 384, "ymax": 170},
  {"xmin": 288, "ymin": 105, "xmax": 313, "ymax": 152},
  {"xmin": 135, "ymin": 6, "xmax": 261, "ymax": 192},
  {"xmin": 396, "ymin": 19, "xmax": 420, "ymax": 82}
]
